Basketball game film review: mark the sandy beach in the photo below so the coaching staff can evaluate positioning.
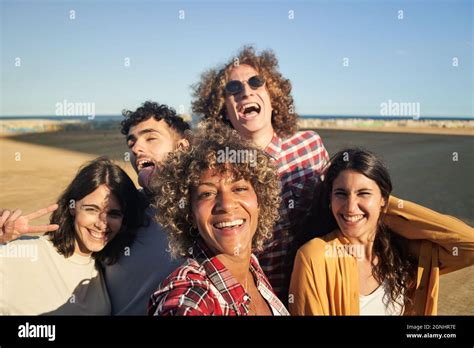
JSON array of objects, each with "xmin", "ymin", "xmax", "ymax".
[
  {"xmin": 0, "ymin": 130, "xmax": 137, "ymax": 219},
  {"xmin": 0, "ymin": 126, "xmax": 473, "ymax": 314}
]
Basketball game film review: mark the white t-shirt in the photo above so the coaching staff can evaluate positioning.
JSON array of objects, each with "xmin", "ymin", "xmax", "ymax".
[
  {"xmin": 0, "ymin": 235, "xmax": 110, "ymax": 315},
  {"xmin": 104, "ymin": 206, "xmax": 181, "ymax": 315},
  {"xmin": 359, "ymin": 281, "xmax": 404, "ymax": 316}
]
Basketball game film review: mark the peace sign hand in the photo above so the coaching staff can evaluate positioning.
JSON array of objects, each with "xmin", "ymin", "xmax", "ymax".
[{"xmin": 0, "ymin": 204, "xmax": 60, "ymax": 244}]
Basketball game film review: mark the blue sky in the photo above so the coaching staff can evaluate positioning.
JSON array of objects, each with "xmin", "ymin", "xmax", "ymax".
[{"xmin": 1, "ymin": 0, "xmax": 472, "ymax": 117}]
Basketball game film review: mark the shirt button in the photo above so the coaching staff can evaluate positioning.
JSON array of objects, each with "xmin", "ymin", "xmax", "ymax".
[{"xmin": 243, "ymin": 295, "xmax": 250, "ymax": 302}]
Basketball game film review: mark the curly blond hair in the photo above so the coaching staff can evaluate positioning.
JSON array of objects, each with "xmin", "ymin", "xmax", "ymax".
[
  {"xmin": 150, "ymin": 120, "xmax": 281, "ymax": 258},
  {"xmin": 191, "ymin": 46, "xmax": 298, "ymax": 139}
]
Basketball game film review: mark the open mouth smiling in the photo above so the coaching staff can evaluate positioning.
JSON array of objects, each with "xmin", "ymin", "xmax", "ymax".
[
  {"xmin": 87, "ymin": 228, "xmax": 110, "ymax": 241},
  {"xmin": 137, "ymin": 158, "xmax": 155, "ymax": 171},
  {"xmin": 213, "ymin": 219, "xmax": 245, "ymax": 230},
  {"xmin": 136, "ymin": 157, "xmax": 157, "ymax": 188},
  {"xmin": 238, "ymin": 102, "xmax": 261, "ymax": 119},
  {"xmin": 340, "ymin": 214, "xmax": 366, "ymax": 223},
  {"xmin": 211, "ymin": 218, "xmax": 247, "ymax": 236}
]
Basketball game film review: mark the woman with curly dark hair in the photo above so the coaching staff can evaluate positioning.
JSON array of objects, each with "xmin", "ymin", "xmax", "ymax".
[
  {"xmin": 192, "ymin": 45, "xmax": 329, "ymax": 302},
  {"xmin": 289, "ymin": 149, "xmax": 474, "ymax": 315},
  {"xmin": 148, "ymin": 120, "xmax": 289, "ymax": 315},
  {"xmin": 0, "ymin": 157, "xmax": 145, "ymax": 315}
]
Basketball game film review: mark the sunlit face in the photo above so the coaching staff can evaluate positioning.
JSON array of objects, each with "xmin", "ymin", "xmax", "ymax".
[
  {"xmin": 71, "ymin": 184, "xmax": 124, "ymax": 256},
  {"xmin": 330, "ymin": 170, "xmax": 386, "ymax": 242},
  {"xmin": 190, "ymin": 170, "xmax": 260, "ymax": 257},
  {"xmin": 224, "ymin": 64, "xmax": 273, "ymax": 139},
  {"xmin": 126, "ymin": 118, "xmax": 178, "ymax": 188}
]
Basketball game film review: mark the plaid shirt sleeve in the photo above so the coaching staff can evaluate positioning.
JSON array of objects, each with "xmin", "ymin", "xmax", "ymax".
[
  {"xmin": 288, "ymin": 131, "xmax": 329, "ymax": 223},
  {"xmin": 260, "ymin": 130, "xmax": 329, "ymax": 301},
  {"xmin": 148, "ymin": 263, "xmax": 218, "ymax": 316},
  {"xmin": 148, "ymin": 243, "xmax": 290, "ymax": 316}
]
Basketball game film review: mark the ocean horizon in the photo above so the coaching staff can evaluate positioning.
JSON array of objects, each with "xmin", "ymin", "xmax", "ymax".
[{"xmin": 1, "ymin": 115, "xmax": 473, "ymax": 121}]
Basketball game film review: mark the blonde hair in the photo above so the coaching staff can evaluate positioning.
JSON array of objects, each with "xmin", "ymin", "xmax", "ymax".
[{"xmin": 191, "ymin": 45, "xmax": 298, "ymax": 139}]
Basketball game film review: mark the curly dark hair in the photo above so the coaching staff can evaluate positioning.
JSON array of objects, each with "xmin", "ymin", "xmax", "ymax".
[
  {"xmin": 296, "ymin": 148, "xmax": 417, "ymax": 309},
  {"xmin": 149, "ymin": 119, "xmax": 282, "ymax": 258},
  {"xmin": 47, "ymin": 157, "xmax": 147, "ymax": 265},
  {"xmin": 121, "ymin": 101, "xmax": 190, "ymax": 136},
  {"xmin": 191, "ymin": 46, "xmax": 298, "ymax": 139}
]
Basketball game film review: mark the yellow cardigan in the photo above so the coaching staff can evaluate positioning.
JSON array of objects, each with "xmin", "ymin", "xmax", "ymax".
[{"xmin": 289, "ymin": 196, "xmax": 474, "ymax": 315}]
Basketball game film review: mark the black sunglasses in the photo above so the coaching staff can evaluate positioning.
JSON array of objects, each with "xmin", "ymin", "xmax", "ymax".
[{"xmin": 225, "ymin": 75, "xmax": 265, "ymax": 95}]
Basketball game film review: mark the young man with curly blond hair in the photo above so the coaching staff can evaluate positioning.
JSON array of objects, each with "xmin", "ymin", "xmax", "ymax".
[
  {"xmin": 192, "ymin": 46, "xmax": 474, "ymax": 312},
  {"xmin": 192, "ymin": 46, "xmax": 329, "ymax": 302}
]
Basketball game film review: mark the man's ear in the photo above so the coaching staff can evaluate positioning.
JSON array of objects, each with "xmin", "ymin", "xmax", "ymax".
[{"xmin": 176, "ymin": 138, "xmax": 190, "ymax": 151}]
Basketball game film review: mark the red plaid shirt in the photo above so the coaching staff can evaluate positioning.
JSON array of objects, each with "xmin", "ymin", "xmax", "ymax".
[
  {"xmin": 259, "ymin": 130, "xmax": 329, "ymax": 301},
  {"xmin": 148, "ymin": 239, "xmax": 289, "ymax": 316}
]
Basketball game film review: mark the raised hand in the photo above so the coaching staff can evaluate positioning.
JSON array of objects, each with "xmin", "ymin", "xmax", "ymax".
[{"xmin": 0, "ymin": 204, "xmax": 60, "ymax": 244}]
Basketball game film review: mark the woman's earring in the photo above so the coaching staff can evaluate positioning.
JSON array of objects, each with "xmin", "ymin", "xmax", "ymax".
[
  {"xmin": 187, "ymin": 245, "xmax": 194, "ymax": 256},
  {"xmin": 189, "ymin": 226, "xmax": 198, "ymax": 238}
]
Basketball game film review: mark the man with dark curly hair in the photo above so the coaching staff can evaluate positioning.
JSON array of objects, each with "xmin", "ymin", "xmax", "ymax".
[
  {"xmin": 1, "ymin": 101, "xmax": 191, "ymax": 315},
  {"xmin": 120, "ymin": 101, "xmax": 190, "ymax": 190},
  {"xmin": 103, "ymin": 101, "xmax": 190, "ymax": 314},
  {"xmin": 192, "ymin": 46, "xmax": 329, "ymax": 302}
]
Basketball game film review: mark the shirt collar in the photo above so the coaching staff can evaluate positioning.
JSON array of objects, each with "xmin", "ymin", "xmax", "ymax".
[
  {"xmin": 264, "ymin": 132, "xmax": 283, "ymax": 160},
  {"xmin": 191, "ymin": 238, "xmax": 264, "ymax": 314}
]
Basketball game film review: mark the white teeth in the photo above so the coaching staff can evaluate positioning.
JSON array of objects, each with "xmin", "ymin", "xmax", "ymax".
[
  {"xmin": 239, "ymin": 102, "xmax": 259, "ymax": 112},
  {"xmin": 89, "ymin": 230, "xmax": 107, "ymax": 240},
  {"xmin": 342, "ymin": 214, "xmax": 364, "ymax": 222},
  {"xmin": 214, "ymin": 219, "xmax": 244, "ymax": 229},
  {"xmin": 137, "ymin": 159, "xmax": 154, "ymax": 169}
]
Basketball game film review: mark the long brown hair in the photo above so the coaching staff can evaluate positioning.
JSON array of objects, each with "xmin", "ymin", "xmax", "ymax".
[
  {"xmin": 47, "ymin": 157, "xmax": 146, "ymax": 265},
  {"xmin": 297, "ymin": 148, "xmax": 416, "ymax": 308}
]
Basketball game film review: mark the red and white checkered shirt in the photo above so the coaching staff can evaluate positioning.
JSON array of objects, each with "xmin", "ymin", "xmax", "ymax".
[
  {"xmin": 148, "ymin": 239, "xmax": 289, "ymax": 316},
  {"xmin": 259, "ymin": 130, "xmax": 329, "ymax": 302}
]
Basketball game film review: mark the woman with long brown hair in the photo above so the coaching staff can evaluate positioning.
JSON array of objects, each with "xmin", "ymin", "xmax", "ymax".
[
  {"xmin": 289, "ymin": 148, "xmax": 474, "ymax": 315},
  {"xmin": 0, "ymin": 157, "xmax": 145, "ymax": 315}
]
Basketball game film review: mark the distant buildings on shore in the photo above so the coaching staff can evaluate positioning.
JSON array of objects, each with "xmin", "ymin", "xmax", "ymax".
[
  {"xmin": 0, "ymin": 115, "xmax": 472, "ymax": 136},
  {"xmin": 298, "ymin": 118, "xmax": 474, "ymax": 135}
]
